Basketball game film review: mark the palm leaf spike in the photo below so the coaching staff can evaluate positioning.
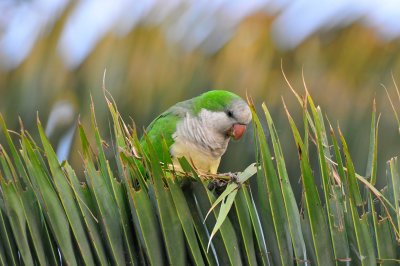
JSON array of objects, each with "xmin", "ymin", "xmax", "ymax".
[
  {"xmin": 365, "ymin": 99, "xmax": 378, "ymax": 188},
  {"xmin": 364, "ymin": 100, "xmax": 399, "ymax": 265},
  {"xmin": 17, "ymin": 134, "xmax": 61, "ymax": 265},
  {"xmin": 78, "ymin": 124, "xmax": 126, "ymax": 266},
  {"xmin": 92, "ymin": 96, "xmax": 139, "ymax": 264},
  {"xmin": 281, "ymin": 61, "xmax": 316, "ymax": 136},
  {"xmin": 206, "ymin": 186, "xmax": 238, "ymax": 252},
  {"xmin": 246, "ymin": 96, "xmax": 272, "ymax": 265},
  {"xmin": 204, "ymin": 164, "xmax": 257, "ymax": 252},
  {"xmin": 283, "ymin": 98, "xmax": 336, "ymax": 265},
  {"xmin": 262, "ymin": 103, "xmax": 309, "ymax": 265},
  {"xmin": 338, "ymin": 126, "xmax": 377, "ymax": 265},
  {"xmin": 304, "ymin": 82, "xmax": 351, "ymax": 264},
  {"xmin": 250, "ymin": 96, "xmax": 294, "ymax": 265},
  {"xmin": 387, "ymin": 158, "xmax": 400, "ymax": 240},
  {"xmin": 383, "ymin": 73, "xmax": 400, "ymax": 133}
]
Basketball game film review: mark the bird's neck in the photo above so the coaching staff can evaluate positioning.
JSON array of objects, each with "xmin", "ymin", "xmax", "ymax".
[{"xmin": 174, "ymin": 114, "xmax": 229, "ymax": 158}]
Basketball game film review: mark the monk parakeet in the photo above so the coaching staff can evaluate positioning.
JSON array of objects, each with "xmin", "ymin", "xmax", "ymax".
[{"xmin": 141, "ymin": 90, "xmax": 252, "ymax": 174}]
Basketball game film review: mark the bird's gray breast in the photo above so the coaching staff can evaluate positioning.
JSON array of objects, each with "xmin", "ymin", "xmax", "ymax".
[{"xmin": 171, "ymin": 110, "xmax": 229, "ymax": 159}]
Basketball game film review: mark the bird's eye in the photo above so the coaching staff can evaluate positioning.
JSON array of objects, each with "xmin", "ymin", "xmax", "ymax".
[{"xmin": 226, "ymin": 110, "xmax": 234, "ymax": 118}]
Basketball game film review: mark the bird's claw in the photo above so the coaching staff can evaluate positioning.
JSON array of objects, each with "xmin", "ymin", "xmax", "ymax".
[
  {"xmin": 207, "ymin": 172, "xmax": 240, "ymax": 191},
  {"xmin": 207, "ymin": 179, "xmax": 228, "ymax": 190},
  {"xmin": 228, "ymin": 172, "xmax": 240, "ymax": 184}
]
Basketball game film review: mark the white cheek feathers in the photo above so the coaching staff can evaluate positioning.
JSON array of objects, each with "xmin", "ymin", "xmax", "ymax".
[{"xmin": 199, "ymin": 109, "xmax": 232, "ymax": 132}]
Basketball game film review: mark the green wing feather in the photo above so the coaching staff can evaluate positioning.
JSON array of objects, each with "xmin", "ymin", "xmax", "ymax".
[
  {"xmin": 141, "ymin": 112, "xmax": 179, "ymax": 160},
  {"xmin": 140, "ymin": 99, "xmax": 191, "ymax": 163}
]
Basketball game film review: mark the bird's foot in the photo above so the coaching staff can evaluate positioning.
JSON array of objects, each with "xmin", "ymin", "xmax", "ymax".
[
  {"xmin": 227, "ymin": 172, "xmax": 240, "ymax": 184},
  {"xmin": 207, "ymin": 172, "xmax": 240, "ymax": 191},
  {"xmin": 207, "ymin": 179, "xmax": 228, "ymax": 190},
  {"xmin": 218, "ymin": 172, "xmax": 240, "ymax": 184}
]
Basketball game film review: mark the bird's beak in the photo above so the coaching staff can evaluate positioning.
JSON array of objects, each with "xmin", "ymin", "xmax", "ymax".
[{"xmin": 229, "ymin": 124, "xmax": 247, "ymax": 140}]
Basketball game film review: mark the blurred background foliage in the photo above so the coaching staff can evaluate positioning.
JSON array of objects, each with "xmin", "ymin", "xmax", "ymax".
[{"xmin": 1, "ymin": 1, "xmax": 400, "ymax": 193}]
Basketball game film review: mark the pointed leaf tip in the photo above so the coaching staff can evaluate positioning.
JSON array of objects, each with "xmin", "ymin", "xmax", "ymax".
[
  {"xmin": 36, "ymin": 112, "xmax": 41, "ymax": 125},
  {"xmin": 373, "ymin": 98, "xmax": 376, "ymax": 112}
]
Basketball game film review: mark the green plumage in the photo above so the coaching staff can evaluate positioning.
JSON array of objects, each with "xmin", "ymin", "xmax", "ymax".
[{"xmin": 141, "ymin": 112, "xmax": 180, "ymax": 162}]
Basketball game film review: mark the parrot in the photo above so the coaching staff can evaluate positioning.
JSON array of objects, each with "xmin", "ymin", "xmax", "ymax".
[{"xmin": 140, "ymin": 90, "xmax": 252, "ymax": 174}]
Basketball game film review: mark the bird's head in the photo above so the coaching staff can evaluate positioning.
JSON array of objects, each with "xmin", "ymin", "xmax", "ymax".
[{"xmin": 192, "ymin": 90, "xmax": 252, "ymax": 141}]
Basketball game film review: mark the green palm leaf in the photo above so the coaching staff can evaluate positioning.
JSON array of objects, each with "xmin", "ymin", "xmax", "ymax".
[{"xmin": 0, "ymin": 91, "xmax": 398, "ymax": 265}]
